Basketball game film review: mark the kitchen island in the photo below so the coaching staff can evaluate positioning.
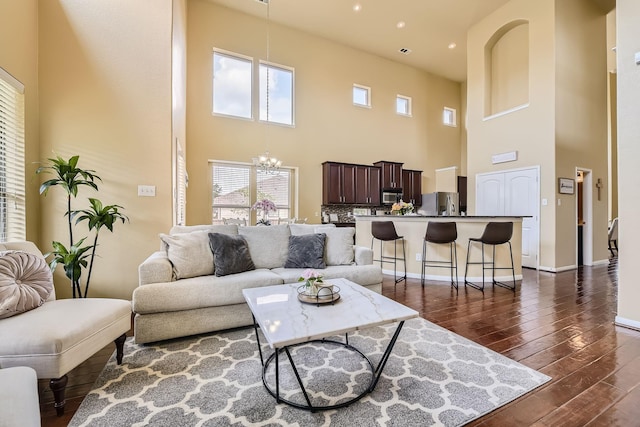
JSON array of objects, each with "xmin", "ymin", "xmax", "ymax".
[{"xmin": 355, "ymin": 215, "xmax": 523, "ymax": 283}]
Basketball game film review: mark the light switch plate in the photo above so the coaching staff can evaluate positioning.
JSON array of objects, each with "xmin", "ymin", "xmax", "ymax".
[{"xmin": 138, "ymin": 185, "xmax": 156, "ymax": 197}]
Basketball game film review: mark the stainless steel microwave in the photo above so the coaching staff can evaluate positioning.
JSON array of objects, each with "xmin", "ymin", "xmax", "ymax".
[{"xmin": 381, "ymin": 189, "xmax": 402, "ymax": 205}]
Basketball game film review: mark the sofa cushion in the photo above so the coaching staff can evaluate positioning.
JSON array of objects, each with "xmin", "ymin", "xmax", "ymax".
[
  {"xmin": 0, "ymin": 251, "xmax": 53, "ymax": 319},
  {"xmin": 238, "ymin": 224, "xmax": 291, "ymax": 269},
  {"xmin": 284, "ymin": 233, "xmax": 326, "ymax": 269},
  {"xmin": 316, "ymin": 226, "xmax": 355, "ymax": 266},
  {"xmin": 208, "ymin": 233, "xmax": 255, "ymax": 276},
  {"xmin": 289, "ymin": 223, "xmax": 335, "ymax": 236},
  {"xmin": 272, "ymin": 264, "xmax": 383, "ymax": 288},
  {"xmin": 169, "ymin": 224, "xmax": 238, "ymax": 236},
  {"xmin": 132, "ymin": 269, "xmax": 284, "ymax": 313},
  {"xmin": 159, "ymin": 231, "xmax": 214, "ymax": 279}
]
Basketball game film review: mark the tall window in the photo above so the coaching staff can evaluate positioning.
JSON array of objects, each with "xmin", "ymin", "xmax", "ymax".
[
  {"xmin": 259, "ymin": 62, "xmax": 294, "ymax": 126},
  {"xmin": 211, "ymin": 161, "xmax": 293, "ymax": 224},
  {"xmin": 212, "ymin": 49, "xmax": 253, "ymax": 119},
  {"xmin": 257, "ymin": 168, "xmax": 291, "ymax": 220},
  {"xmin": 0, "ymin": 68, "xmax": 26, "ymax": 242}
]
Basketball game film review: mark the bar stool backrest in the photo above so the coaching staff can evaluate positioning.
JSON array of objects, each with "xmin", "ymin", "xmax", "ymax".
[
  {"xmin": 425, "ymin": 222, "xmax": 457, "ymax": 244},
  {"xmin": 372, "ymin": 221, "xmax": 401, "ymax": 241},
  {"xmin": 480, "ymin": 222, "xmax": 513, "ymax": 245}
]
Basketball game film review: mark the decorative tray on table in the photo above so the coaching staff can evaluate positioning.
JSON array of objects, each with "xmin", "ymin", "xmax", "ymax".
[{"xmin": 297, "ymin": 283, "xmax": 341, "ymax": 305}]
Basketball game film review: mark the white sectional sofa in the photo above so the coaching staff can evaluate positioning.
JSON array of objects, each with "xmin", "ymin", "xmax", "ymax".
[{"xmin": 133, "ymin": 223, "xmax": 382, "ymax": 344}]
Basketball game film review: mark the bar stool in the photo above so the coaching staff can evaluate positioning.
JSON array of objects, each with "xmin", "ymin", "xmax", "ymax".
[
  {"xmin": 371, "ymin": 221, "xmax": 406, "ymax": 284},
  {"xmin": 421, "ymin": 222, "xmax": 458, "ymax": 290},
  {"xmin": 464, "ymin": 222, "xmax": 516, "ymax": 291}
]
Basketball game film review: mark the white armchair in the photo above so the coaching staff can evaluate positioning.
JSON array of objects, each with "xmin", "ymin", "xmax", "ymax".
[{"xmin": 0, "ymin": 242, "xmax": 131, "ymax": 416}]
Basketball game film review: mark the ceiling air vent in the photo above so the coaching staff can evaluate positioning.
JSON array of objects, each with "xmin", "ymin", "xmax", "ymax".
[
  {"xmin": 255, "ymin": 0, "xmax": 269, "ymax": 3},
  {"xmin": 399, "ymin": 48, "xmax": 412, "ymax": 55}
]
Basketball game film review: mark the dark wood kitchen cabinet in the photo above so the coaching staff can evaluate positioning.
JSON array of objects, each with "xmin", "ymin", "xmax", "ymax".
[
  {"xmin": 373, "ymin": 161, "xmax": 403, "ymax": 189},
  {"xmin": 354, "ymin": 165, "xmax": 381, "ymax": 205},
  {"xmin": 322, "ymin": 162, "xmax": 356, "ymax": 204},
  {"xmin": 402, "ymin": 169, "xmax": 422, "ymax": 206},
  {"xmin": 323, "ymin": 162, "xmax": 380, "ymax": 205}
]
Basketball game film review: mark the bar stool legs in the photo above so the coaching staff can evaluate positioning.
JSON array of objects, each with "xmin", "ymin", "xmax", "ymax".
[
  {"xmin": 421, "ymin": 222, "xmax": 458, "ymax": 290},
  {"xmin": 371, "ymin": 221, "xmax": 407, "ymax": 285},
  {"xmin": 463, "ymin": 222, "xmax": 516, "ymax": 292}
]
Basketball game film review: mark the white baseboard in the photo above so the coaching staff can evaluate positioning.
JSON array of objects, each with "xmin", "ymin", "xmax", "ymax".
[
  {"xmin": 539, "ymin": 265, "xmax": 577, "ymax": 273},
  {"xmin": 590, "ymin": 259, "xmax": 610, "ymax": 266},
  {"xmin": 615, "ymin": 316, "xmax": 640, "ymax": 332},
  {"xmin": 381, "ymin": 269, "xmax": 523, "ymax": 282}
]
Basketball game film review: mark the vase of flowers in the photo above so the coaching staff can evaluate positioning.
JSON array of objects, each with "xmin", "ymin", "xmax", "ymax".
[
  {"xmin": 298, "ymin": 269, "xmax": 324, "ymax": 296},
  {"xmin": 391, "ymin": 200, "xmax": 414, "ymax": 215},
  {"xmin": 251, "ymin": 199, "xmax": 277, "ymax": 225}
]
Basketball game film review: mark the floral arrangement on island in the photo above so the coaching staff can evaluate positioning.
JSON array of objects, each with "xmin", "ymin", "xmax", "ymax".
[
  {"xmin": 251, "ymin": 198, "xmax": 277, "ymax": 225},
  {"xmin": 391, "ymin": 200, "xmax": 414, "ymax": 215}
]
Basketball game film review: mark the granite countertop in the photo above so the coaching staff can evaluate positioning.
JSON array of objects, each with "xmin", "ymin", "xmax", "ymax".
[{"xmin": 354, "ymin": 215, "xmax": 529, "ymax": 219}]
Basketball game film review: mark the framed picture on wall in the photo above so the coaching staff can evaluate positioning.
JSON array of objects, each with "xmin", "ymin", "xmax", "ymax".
[{"xmin": 558, "ymin": 178, "xmax": 575, "ymax": 194}]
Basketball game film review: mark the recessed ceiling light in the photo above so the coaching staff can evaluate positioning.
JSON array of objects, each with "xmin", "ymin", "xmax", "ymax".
[
  {"xmin": 396, "ymin": 21, "xmax": 406, "ymax": 29},
  {"xmin": 448, "ymin": 42, "xmax": 457, "ymax": 49},
  {"xmin": 353, "ymin": 3, "xmax": 362, "ymax": 12}
]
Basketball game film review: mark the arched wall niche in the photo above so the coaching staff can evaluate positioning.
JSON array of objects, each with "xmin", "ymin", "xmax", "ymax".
[{"xmin": 484, "ymin": 20, "xmax": 530, "ymax": 117}]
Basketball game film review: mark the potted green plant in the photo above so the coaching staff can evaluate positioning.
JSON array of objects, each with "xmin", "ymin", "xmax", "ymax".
[{"xmin": 36, "ymin": 155, "xmax": 129, "ymax": 298}]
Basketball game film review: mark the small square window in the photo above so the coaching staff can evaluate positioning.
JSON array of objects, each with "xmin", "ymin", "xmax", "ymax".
[
  {"xmin": 353, "ymin": 84, "xmax": 371, "ymax": 108},
  {"xmin": 396, "ymin": 95, "xmax": 412, "ymax": 116},
  {"xmin": 443, "ymin": 107, "xmax": 457, "ymax": 127}
]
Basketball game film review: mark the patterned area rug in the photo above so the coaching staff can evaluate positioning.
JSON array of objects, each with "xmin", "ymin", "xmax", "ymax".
[{"xmin": 70, "ymin": 318, "xmax": 550, "ymax": 426}]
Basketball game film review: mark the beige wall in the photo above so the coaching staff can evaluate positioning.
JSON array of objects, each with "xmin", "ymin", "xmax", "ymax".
[
  {"xmin": 617, "ymin": 0, "xmax": 640, "ymax": 326},
  {"xmin": 554, "ymin": 0, "xmax": 609, "ymax": 267},
  {"xmin": 186, "ymin": 1, "xmax": 462, "ymax": 225},
  {"xmin": 0, "ymin": 0, "xmax": 40, "ymax": 243},
  {"xmin": 467, "ymin": 0, "xmax": 557, "ymax": 268},
  {"xmin": 489, "ymin": 23, "xmax": 529, "ymax": 115},
  {"xmin": 38, "ymin": 0, "xmax": 174, "ymax": 299},
  {"xmin": 468, "ymin": 0, "xmax": 609, "ymax": 270}
]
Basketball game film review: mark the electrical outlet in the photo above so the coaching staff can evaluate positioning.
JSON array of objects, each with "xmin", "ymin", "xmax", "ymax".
[
  {"xmin": 138, "ymin": 185, "xmax": 156, "ymax": 197},
  {"xmin": 415, "ymin": 253, "xmax": 422, "ymax": 262}
]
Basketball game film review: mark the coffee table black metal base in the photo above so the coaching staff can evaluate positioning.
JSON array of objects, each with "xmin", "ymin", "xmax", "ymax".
[{"xmin": 251, "ymin": 317, "xmax": 405, "ymax": 412}]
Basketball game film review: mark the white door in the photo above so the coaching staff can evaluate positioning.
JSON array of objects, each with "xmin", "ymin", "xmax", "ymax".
[
  {"xmin": 476, "ymin": 174, "xmax": 505, "ymax": 215},
  {"xmin": 476, "ymin": 167, "xmax": 539, "ymax": 269}
]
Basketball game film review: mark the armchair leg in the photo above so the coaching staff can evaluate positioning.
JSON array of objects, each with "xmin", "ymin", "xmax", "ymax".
[
  {"xmin": 115, "ymin": 333, "xmax": 126, "ymax": 364},
  {"xmin": 50, "ymin": 374, "xmax": 68, "ymax": 416}
]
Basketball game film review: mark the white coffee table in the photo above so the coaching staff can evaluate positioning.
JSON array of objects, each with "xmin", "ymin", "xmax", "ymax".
[{"xmin": 242, "ymin": 277, "xmax": 418, "ymax": 411}]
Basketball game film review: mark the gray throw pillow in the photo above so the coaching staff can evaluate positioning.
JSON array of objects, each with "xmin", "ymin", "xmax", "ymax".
[
  {"xmin": 208, "ymin": 233, "xmax": 255, "ymax": 277},
  {"xmin": 284, "ymin": 233, "xmax": 326, "ymax": 269}
]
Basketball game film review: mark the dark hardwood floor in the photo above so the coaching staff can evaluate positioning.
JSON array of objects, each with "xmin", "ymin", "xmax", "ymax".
[{"xmin": 39, "ymin": 257, "xmax": 640, "ymax": 426}]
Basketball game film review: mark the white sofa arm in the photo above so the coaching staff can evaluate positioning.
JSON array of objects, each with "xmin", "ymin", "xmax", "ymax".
[
  {"xmin": 139, "ymin": 251, "xmax": 173, "ymax": 285},
  {"xmin": 354, "ymin": 245, "xmax": 374, "ymax": 265}
]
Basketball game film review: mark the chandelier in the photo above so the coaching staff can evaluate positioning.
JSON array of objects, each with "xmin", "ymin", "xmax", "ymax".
[{"xmin": 253, "ymin": 151, "xmax": 282, "ymax": 174}]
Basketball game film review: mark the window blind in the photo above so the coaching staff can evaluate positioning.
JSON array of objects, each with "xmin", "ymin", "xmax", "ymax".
[
  {"xmin": 0, "ymin": 67, "xmax": 26, "ymax": 242},
  {"xmin": 174, "ymin": 139, "xmax": 187, "ymax": 226},
  {"xmin": 257, "ymin": 168, "xmax": 291, "ymax": 219}
]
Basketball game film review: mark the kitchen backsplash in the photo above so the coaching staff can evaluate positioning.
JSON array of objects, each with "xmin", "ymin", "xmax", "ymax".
[{"xmin": 321, "ymin": 205, "xmax": 390, "ymax": 223}]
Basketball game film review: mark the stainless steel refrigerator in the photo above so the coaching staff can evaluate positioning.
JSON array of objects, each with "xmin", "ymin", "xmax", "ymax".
[{"xmin": 417, "ymin": 192, "xmax": 460, "ymax": 216}]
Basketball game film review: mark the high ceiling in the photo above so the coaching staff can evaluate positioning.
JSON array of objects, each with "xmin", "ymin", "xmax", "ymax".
[
  {"xmin": 207, "ymin": 0, "xmax": 512, "ymax": 82},
  {"xmin": 207, "ymin": 0, "xmax": 616, "ymax": 82}
]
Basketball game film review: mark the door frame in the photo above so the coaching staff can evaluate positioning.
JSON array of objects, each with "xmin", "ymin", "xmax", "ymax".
[{"xmin": 576, "ymin": 167, "xmax": 594, "ymax": 266}]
